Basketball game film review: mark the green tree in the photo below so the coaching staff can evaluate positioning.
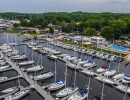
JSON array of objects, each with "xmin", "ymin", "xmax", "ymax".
[
  {"xmin": 101, "ymin": 26, "xmax": 114, "ymax": 40},
  {"xmin": 86, "ymin": 28, "xmax": 96, "ymax": 36},
  {"xmin": 49, "ymin": 27, "xmax": 54, "ymax": 33}
]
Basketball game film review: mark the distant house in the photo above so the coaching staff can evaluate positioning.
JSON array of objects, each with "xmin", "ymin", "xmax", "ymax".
[
  {"xmin": 39, "ymin": 28, "xmax": 49, "ymax": 34},
  {"xmin": 26, "ymin": 27, "xmax": 40, "ymax": 33}
]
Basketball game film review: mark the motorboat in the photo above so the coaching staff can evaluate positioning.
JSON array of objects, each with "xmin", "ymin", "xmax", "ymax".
[
  {"xmin": 72, "ymin": 58, "xmax": 82, "ymax": 64},
  {"xmin": 68, "ymin": 56, "xmax": 78, "ymax": 62},
  {"xmin": 67, "ymin": 62, "xmax": 81, "ymax": 69},
  {"xmin": 81, "ymin": 69, "xmax": 95, "ymax": 76},
  {"xmin": 68, "ymin": 89, "xmax": 88, "ymax": 100},
  {"xmin": 112, "ymin": 73, "xmax": 125, "ymax": 81},
  {"xmin": 95, "ymin": 77, "xmax": 115, "ymax": 85},
  {"xmin": 48, "ymin": 79, "xmax": 65, "ymax": 91},
  {"xmin": 56, "ymin": 84, "xmax": 78, "ymax": 98},
  {"xmin": 122, "ymin": 76, "xmax": 130, "ymax": 84},
  {"xmin": 58, "ymin": 54, "xmax": 69, "ymax": 58},
  {"xmin": 1, "ymin": 85, "xmax": 23, "ymax": 93},
  {"xmin": 33, "ymin": 71, "xmax": 53, "ymax": 81},
  {"xmin": 116, "ymin": 85, "xmax": 130, "ymax": 94},
  {"xmin": 63, "ymin": 55, "xmax": 71, "ymax": 61},
  {"xmin": 0, "ymin": 65, "xmax": 10, "ymax": 71},
  {"xmin": 22, "ymin": 65, "xmax": 44, "ymax": 72},
  {"xmin": 83, "ymin": 61, "xmax": 96, "ymax": 68},
  {"xmin": 4, "ymin": 88, "xmax": 30, "ymax": 100},
  {"xmin": 97, "ymin": 53, "xmax": 104, "ymax": 58},
  {"xmin": 101, "ymin": 54, "xmax": 109, "ymax": 59},
  {"xmin": 47, "ymin": 54, "xmax": 57, "ymax": 60},
  {"xmin": 32, "ymin": 47, "xmax": 38, "ymax": 50},
  {"xmin": 0, "ymin": 77, "xmax": 8, "ymax": 81},
  {"xmin": 107, "ymin": 55, "xmax": 115, "ymax": 61},
  {"xmin": 77, "ymin": 60, "xmax": 88, "ymax": 65},
  {"xmin": 0, "ymin": 61, "xmax": 6, "ymax": 66},
  {"xmin": 96, "ymin": 66, "xmax": 108, "ymax": 73},
  {"xmin": 11, "ymin": 55, "xmax": 27, "ymax": 60},
  {"xmin": 18, "ymin": 60, "xmax": 35, "ymax": 66},
  {"xmin": 104, "ymin": 70, "xmax": 116, "ymax": 77}
]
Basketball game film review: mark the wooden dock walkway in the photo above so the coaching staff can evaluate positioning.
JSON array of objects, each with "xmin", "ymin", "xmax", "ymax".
[{"xmin": 0, "ymin": 52, "xmax": 55, "ymax": 100}]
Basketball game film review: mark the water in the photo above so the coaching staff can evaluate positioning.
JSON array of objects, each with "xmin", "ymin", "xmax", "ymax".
[
  {"xmin": 109, "ymin": 45, "xmax": 129, "ymax": 51},
  {"xmin": 0, "ymin": 33, "xmax": 130, "ymax": 100}
]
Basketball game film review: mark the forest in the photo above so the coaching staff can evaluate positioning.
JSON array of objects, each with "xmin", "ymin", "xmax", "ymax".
[{"xmin": 0, "ymin": 12, "xmax": 130, "ymax": 40}]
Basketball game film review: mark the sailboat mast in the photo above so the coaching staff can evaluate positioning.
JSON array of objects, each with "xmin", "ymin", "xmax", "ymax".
[
  {"xmin": 65, "ymin": 63, "xmax": 67, "ymax": 89},
  {"xmin": 101, "ymin": 82, "xmax": 105, "ymax": 100},
  {"xmin": 74, "ymin": 64, "xmax": 77, "ymax": 88},
  {"xmin": 54, "ymin": 59, "xmax": 57, "ymax": 82}
]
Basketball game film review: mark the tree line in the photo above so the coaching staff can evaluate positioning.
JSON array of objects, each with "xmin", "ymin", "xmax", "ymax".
[{"xmin": 0, "ymin": 12, "xmax": 130, "ymax": 40}]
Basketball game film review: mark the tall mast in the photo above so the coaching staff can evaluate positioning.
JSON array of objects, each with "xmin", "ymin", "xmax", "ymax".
[{"xmin": 54, "ymin": 59, "xmax": 57, "ymax": 82}]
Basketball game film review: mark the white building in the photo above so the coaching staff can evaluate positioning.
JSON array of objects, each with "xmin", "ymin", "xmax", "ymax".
[{"xmin": 90, "ymin": 37, "xmax": 106, "ymax": 46}]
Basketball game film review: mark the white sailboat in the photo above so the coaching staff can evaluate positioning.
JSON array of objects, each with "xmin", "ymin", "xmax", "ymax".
[
  {"xmin": 83, "ymin": 61, "xmax": 96, "ymax": 68},
  {"xmin": 104, "ymin": 69, "xmax": 116, "ymax": 77},
  {"xmin": 56, "ymin": 62, "xmax": 78, "ymax": 98},
  {"xmin": 48, "ymin": 59, "xmax": 65, "ymax": 91},
  {"xmin": 21, "ymin": 65, "xmax": 44, "ymax": 72},
  {"xmin": 68, "ymin": 89, "xmax": 88, "ymax": 100},
  {"xmin": 112, "ymin": 73, "xmax": 124, "ymax": 81},
  {"xmin": 18, "ymin": 60, "xmax": 34, "ymax": 66},
  {"xmin": 81, "ymin": 69, "xmax": 95, "ymax": 76},
  {"xmin": 4, "ymin": 88, "xmax": 30, "ymax": 100},
  {"xmin": 96, "ymin": 66, "xmax": 108, "ymax": 73},
  {"xmin": 0, "ymin": 65, "xmax": 10, "ymax": 71},
  {"xmin": 33, "ymin": 71, "xmax": 53, "ymax": 81},
  {"xmin": 116, "ymin": 85, "xmax": 130, "ymax": 94}
]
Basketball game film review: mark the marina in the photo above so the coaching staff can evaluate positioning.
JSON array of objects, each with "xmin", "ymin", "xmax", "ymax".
[{"xmin": 0, "ymin": 33, "xmax": 130, "ymax": 100}]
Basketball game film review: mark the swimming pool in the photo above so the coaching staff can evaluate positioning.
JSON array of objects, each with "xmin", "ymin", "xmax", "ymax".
[{"xmin": 109, "ymin": 45, "xmax": 129, "ymax": 51}]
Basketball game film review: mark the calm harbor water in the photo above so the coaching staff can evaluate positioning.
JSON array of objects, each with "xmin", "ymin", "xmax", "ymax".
[{"xmin": 0, "ymin": 33, "xmax": 130, "ymax": 100}]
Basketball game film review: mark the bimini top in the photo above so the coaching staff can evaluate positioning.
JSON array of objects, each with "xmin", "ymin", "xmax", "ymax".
[
  {"xmin": 56, "ymin": 79, "xmax": 65, "ymax": 83},
  {"xmin": 122, "ymin": 76, "xmax": 130, "ymax": 84},
  {"xmin": 79, "ymin": 89, "xmax": 88, "ymax": 95}
]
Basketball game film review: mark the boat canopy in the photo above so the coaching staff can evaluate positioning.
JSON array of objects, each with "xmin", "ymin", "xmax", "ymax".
[
  {"xmin": 56, "ymin": 79, "xmax": 65, "ymax": 83},
  {"xmin": 79, "ymin": 89, "xmax": 88, "ymax": 95},
  {"xmin": 114, "ymin": 57, "xmax": 119, "ymax": 62},
  {"xmin": 101, "ymin": 66, "xmax": 108, "ymax": 69}
]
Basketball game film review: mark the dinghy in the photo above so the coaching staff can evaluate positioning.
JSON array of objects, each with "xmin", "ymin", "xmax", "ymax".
[
  {"xmin": 48, "ymin": 79, "xmax": 65, "ymax": 91},
  {"xmin": 68, "ymin": 89, "xmax": 88, "ymax": 100},
  {"xmin": 33, "ymin": 71, "xmax": 53, "ymax": 81},
  {"xmin": 18, "ymin": 60, "xmax": 34, "ymax": 66},
  {"xmin": 4, "ymin": 88, "xmax": 30, "ymax": 100}
]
